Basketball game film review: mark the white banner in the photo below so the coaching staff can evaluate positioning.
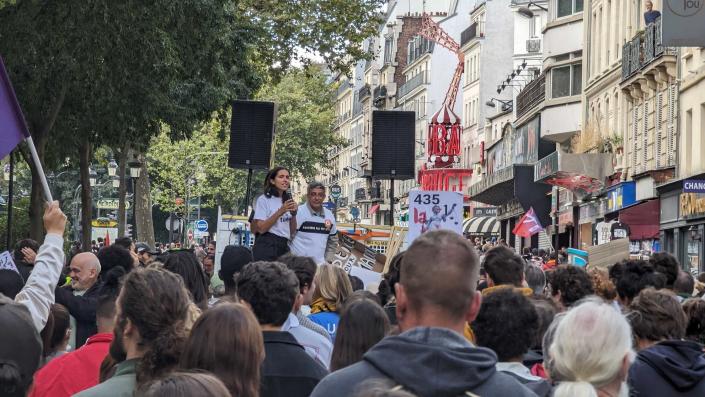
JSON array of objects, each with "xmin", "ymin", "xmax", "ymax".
[{"xmin": 406, "ymin": 191, "xmax": 463, "ymax": 245}]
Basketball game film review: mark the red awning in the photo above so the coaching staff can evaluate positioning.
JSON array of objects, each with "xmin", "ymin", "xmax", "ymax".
[
  {"xmin": 619, "ymin": 199, "xmax": 660, "ymax": 240},
  {"xmin": 368, "ymin": 204, "xmax": 380, "ymax": 215}
]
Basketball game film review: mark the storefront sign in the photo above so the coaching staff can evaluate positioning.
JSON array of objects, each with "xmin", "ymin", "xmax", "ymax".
[
  {"xmin": 535, "ymin": 151, "xmax": 559, "ymax": 181},
  {"xmin": 683, "ymin": 179, "xmax": 705, "ymax": 193},
  {"xmin": 92, "ymin": 219, "xmax": 118, "ymax": 227},
  {"xmin": 473, "ymin": 207, "xmax": 498, "ymax": 217},
  {"xmin": 419, "ymin": 167, "xmax": 472, "ymax": 193},
  {"xmin": 680, "ymin": 192, "xmax": 705, "ymax": 219},
  {"xmin": 606, "ymin": 182, "xmax": 636, "ymax": 212},
  {"xmin": 96, "ymin": 199, "xmax": 130, "ymax": 210},
  {"xmin": 498, "ymin": 199, "xmax": 524, "ymax": 220}
]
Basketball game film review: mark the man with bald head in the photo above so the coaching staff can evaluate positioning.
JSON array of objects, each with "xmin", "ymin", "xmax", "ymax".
[
  {"xmin": 312, "ymin": 230, "xmax": 536, "ymax": 397},
  {"xmin": 55, "ymin": 252, "xmax": 102, "ymax": 348}
]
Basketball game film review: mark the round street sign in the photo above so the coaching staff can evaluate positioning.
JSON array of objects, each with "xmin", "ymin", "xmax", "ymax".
[
  {"xmin": 330, "ymin": 184, "xmax": 342, "ymax": 200},
  {"xmin": 195, "ymin": 219, "xmax": 209, "ymax": 232}
]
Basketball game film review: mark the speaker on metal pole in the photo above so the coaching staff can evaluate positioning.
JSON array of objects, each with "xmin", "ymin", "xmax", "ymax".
[
  {"xmin": 229, "ymin": 100, "xmax": 277, "ymax": 170},
  {"xmin": 371, "ymin": 110, "xmax": 416, "ymax": 179}
]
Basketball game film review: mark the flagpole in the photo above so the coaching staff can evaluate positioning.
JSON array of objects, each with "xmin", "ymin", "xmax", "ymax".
[
  {"xmin": 25, "ymin": 136, "xmax": 53, "ymax": 203},
  {"xmin": 6, "ymin": 150, "xmax": 13, "ymax": 250}
]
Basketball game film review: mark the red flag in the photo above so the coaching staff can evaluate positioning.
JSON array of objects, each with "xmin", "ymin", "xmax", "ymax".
[
  {"xmin": 512, "ymin": 207, "xmax": 544, "ymax": 238},
  {"xmin": 104, "ymin": 231, "xmax": 111, "ymax": 247}
]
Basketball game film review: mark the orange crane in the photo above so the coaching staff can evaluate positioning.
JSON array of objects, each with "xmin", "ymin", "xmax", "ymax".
[{"xmin": 418, "ymin": 12, "xmax": 465, "ymax": 109}]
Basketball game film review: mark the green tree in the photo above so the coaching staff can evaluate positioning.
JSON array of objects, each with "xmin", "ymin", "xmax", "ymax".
[
  {"xmin": 148, "ymin": 119, "xmax": 248, "ymax": 216},
  {"xmin": 0, "ymin": 0, "xmax": 382, "ymax": 247},
  {"xmin": 257, "ymin": 67, "xmax": 345, "ymax": 179}
]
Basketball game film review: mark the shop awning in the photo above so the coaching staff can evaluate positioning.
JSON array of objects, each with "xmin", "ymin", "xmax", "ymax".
[
  {"xmin": 463, "ymin": 216, "xmax": 500, "ymax": 236},
  {"xmin": 619, "ymin": 199, "xmax": 660, "ymax": 240},
  {"xmin": 368, "ymin": 204, "xmax": 380, "ymax": 215}
]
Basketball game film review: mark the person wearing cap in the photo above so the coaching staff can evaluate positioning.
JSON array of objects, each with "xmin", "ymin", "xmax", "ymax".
[
  {"xmin": 135, "ymin": 243, "xmax": 158, "ymax": 267},
  {"xmin": 289, "ymin": 182, "xmax": 338, "ymax": 265}
]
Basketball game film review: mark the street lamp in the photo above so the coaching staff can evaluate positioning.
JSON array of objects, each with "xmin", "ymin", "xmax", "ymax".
[
  {"xmin": 107, "ymin": 158, "xmax": 118, "ymax": 177},
  {"xmin": 518, "ymin": 2, "xmax": 548, "ymax": 18},
  {"xmin": 128, "ymin": 160, "xmax": 142, "ymax": 178},
  {"xmin": 89, "ymin": 167, "xmax": 98, "ymax": 187},
  {"xmin": 486, "ymin": 98, "xmax": 514, "ymax": 109},
  {"xmin": 111, "ymin": 175, "xmax": 120, "ymax": 188}
]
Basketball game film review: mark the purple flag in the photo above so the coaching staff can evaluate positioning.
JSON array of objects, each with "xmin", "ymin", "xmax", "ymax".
[{"xmin": 0, "ymin": 55, "xmax": 30, "ymax": 160}]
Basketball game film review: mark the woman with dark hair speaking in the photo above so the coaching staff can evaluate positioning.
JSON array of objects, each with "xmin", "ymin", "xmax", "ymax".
[{"xmin": 252, "ymin": 166, "xmax": 297, "ymax": 261}]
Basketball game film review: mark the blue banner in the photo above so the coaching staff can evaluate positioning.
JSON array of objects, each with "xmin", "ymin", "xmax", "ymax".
[{"xmin": 683, "ymin": 180, "xmax": 705, "ymax": 193}]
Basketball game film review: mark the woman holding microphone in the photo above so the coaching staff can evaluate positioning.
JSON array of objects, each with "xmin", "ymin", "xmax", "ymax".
[{"xmin": 251, "ymin": 166, "xmax": 297, "ymax": 261}]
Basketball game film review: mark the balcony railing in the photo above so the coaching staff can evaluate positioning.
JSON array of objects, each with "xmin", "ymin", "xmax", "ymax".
[
  {"xmin": 621, "ymin": 17, "xmax": 675, "ymax": 81},
  {"xmin": 460, "ymin": 22, "xmax": 478, "ymax": 47},
  {"xmin": 469, "ymin": 166, "xmax": 515, "ymax": 197},
  {"xmin": 516, "ymin": 73, "xmax": 546, "ymax": 119},
  {"xmin": 397, "ymin": 72, "xmax": 427, "ymax": 100},
  {"xmin": 358, "ymin": 84, "xmax": 371, "ymax": 99}
]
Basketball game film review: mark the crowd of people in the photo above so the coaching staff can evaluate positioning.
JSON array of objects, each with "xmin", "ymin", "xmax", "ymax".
[{"xmin": 3, "ymin": 167, "xmax": 705, "ymax": 396}]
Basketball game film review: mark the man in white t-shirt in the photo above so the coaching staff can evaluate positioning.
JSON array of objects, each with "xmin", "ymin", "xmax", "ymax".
[{"xmin": 290, "ymin": 182, "xmax": 339, "ymax": 264}]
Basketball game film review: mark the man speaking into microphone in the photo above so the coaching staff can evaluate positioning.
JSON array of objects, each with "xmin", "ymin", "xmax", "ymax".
[{"xmin": 290, "ymin": 182, "xmax": 339, "ymax": 265}]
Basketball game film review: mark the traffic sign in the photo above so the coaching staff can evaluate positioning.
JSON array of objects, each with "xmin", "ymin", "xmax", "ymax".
[
  {"xmin": 350, "ymin": 206, "xmax": 360, "ymax": 218},
  {"xmin": 353, "ymin": 217, "xmax": 361, "ymax": 223},
  {"xmin": 330, "ymin": 184, "xmax": 342, "ymax": 200},
  {"xmin": 195, "ymin": 219, "xmax": 209, "ymax": 232}
]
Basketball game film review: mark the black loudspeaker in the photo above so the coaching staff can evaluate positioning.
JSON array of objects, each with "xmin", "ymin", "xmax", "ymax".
[
  {"xmin": 371, "ymin": 110, "xmax": 415, "ymax": 179},
  {"xmin": 229, "ymin": 100, "xmax": 276, "ymax": 169}
]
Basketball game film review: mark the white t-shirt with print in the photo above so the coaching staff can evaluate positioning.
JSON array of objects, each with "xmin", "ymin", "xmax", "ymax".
[
  {"xmin": 254, "ymin": 194, "xmax": 292, "ymax": 240},
  {"xmin": 290, "ymin": 204, "xmax": 337, "ymax": 264}
]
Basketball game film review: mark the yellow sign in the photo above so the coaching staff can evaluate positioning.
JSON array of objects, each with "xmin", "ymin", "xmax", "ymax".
[
  {"xmin": 680, "ymin": 193, "xmax": 705, "ymax": 219},
  {"xmin": 91, "ymin": 219, "xmax": 118, "ymax": 227}
]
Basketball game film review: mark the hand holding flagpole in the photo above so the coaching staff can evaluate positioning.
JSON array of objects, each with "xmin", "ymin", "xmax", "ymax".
[{"xmin": 0, "ymin": 55, "xmax": 53, "ymax": 203}]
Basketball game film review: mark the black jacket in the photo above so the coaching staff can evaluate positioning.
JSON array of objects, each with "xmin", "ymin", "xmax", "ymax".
[
  {"xmin": 261, "ymin": 331, "xmax": 327, "ymax": 397},
  {"xmin": 54, "ymin": 281, "xmax": 102, "ymax": 348},
  {"xmin": 629, "ymin": 340, "xmax": 705, "ymax": 397}
]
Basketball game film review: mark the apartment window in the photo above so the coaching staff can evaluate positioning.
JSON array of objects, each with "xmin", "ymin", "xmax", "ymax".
[
  {"xmin": 552, "ymin": 63, "xmax": 582, "ymax": 98},
  {"xmin": 557, "ymin": 0, "xmax": 583, "ymax": 18}
]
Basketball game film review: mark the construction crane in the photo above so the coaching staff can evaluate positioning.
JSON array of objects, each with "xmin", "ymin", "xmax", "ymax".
[{"xmin": 418, "ymin": 12, "xmax": 465, "ymax": 110}]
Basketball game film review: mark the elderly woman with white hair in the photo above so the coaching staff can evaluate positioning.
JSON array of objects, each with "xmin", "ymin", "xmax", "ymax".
[{"xmin": 548, "ymin": 298, "xmax": 634, "ymax": 397}]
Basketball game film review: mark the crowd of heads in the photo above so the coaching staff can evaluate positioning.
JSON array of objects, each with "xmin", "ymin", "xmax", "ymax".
[{"xmin": 3, "ymin": 204, "xmax": 705, "ymax": 397}]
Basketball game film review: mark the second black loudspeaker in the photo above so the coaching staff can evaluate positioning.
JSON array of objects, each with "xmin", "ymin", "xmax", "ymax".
[
  {"xmin": 371, "ymin": 110, "xmax": 415, "ymax": 179},
  {"xmin": 229, "ymin": 100, "xmax": 276, "ymax": 169}
]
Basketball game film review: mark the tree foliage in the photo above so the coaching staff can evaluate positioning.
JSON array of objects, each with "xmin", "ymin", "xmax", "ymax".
[
  {"xmin": 257, "ymin": 67, "xmax": 344, "ymax": 179},
  {"xmin": 147, "ymin": 120, "xmax": 248, "ymax": 214}
]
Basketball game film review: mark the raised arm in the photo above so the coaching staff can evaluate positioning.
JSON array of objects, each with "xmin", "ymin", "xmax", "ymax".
[{"xmin": 14, "ymin": 201, "xmax": 67, "ymax": 331}]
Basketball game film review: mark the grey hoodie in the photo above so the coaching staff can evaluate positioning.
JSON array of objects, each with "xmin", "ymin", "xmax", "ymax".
[{"xmin": 310, "ymin": 327, "xmax": 538, "ymax": 397}]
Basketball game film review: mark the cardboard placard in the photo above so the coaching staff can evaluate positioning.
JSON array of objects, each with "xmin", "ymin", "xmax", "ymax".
[
  {"xmin": 407, "ymin": 191, "xmax": 463, "ymax": 245},
  {"xmin": 0, "ymin": 251, "xmax": 19, "ymax": 274}
]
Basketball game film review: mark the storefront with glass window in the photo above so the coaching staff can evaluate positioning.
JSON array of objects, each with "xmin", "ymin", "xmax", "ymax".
[{"xmin": 658, "ymin": 176, "xmax": 705, "ymax": 274}]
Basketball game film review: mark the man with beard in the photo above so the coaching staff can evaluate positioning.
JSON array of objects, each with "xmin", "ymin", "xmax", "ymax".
[
  {"xmin": 55, "ymin": 252, "xmax": 102, "ymax": 348},
  {"xmin": 30, "ymin": 268, "xmax": 123, "ymax": 397},
  {"xmin": 76, "ymin": 268, "xmax": 191, "ymax": 397}
]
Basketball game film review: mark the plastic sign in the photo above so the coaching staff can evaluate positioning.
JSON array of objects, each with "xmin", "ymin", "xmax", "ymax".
[
  {"xmin": 330, "ymin": 184, "xmax": 342, "ymax": 200},
  {"xmin": 195, "ymin": 219, "xmax": 209, "ymax": 232},
  {"xmin": 406, "ymin": 191, "xmax": 463, "ymax": 245}
]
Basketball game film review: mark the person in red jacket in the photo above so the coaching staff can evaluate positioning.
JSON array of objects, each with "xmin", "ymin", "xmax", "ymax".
[{"xmin": 29, "ymin": 267, "xmax": 123, "ymax": 397}]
